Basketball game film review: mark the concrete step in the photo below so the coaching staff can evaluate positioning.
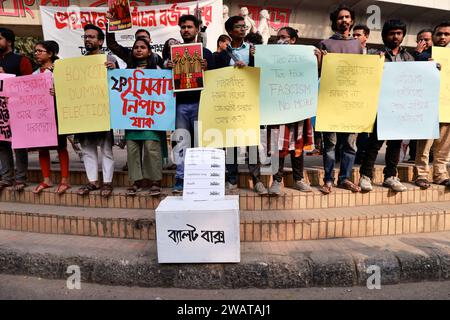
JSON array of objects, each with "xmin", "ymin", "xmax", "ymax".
[
  {"xmin": 1, "ymin": 229, "xmax": 450, "ymax": 288},
  {"xmin": 1, "ymin": 182, "xmax": 449, "ymax": 210},
  {"xmin": 26, "ymin": 164, "xmax": 431, "ymax": 188},
  {"xmin": 1, "ymin": 201, "xmax": 449, "ymax": 241}
]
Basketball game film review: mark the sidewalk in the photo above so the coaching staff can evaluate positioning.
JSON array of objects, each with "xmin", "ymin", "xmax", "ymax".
[{"xmin": 1, "ymin": 229, "xmax": 449, "ymax": 288}]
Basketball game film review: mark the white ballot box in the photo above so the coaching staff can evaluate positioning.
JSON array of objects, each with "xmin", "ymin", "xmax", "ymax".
[{"xmin": 155, "ymin": 195, "xmax": 240, "ymax": 263}]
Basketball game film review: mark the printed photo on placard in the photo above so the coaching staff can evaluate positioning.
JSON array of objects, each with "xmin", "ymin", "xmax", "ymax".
[
  {"xmin": 170, "ymin": 43, "xmax": 204, "ymax": 92},
  {"xmin": 107, "ymin": 0, "xmax": 132, "ymax": 32}
]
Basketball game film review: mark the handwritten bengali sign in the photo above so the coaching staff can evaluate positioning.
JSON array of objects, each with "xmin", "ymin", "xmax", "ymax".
[
  {"xmin": 3, "ymin": 73, "xmax": 58, "ymax": 149},
  {"xmin": 432, "ymin": 47, "xmax": 450, "ymax": 123},
  {"xmin": 255, "ymin": 45, "xmax": 318, "ymax": 125},
  {"xmin": 54, "ymin": 55, "xmax": 111, "ymax": 134},
  {"xmin": 108, "ymin": 69, "xmax": 175, "ymax": 131},
  {"xmin": 0, "ymin": 73, "xmax": 15, "ymax": 142},
  {"xmin": 155, "ymin": 196, "xmax": 240, "ymax": 263},
  {"xmin": 315, "ymin": 53, "xmax": 384, "ymax": 133},
  {"xmin": 199, "ymin": 67, "xmax": 260, "ymax": 148},
  {"xmin": 377, "ymin": 62, "xmax": 440, "ymax": 140}
]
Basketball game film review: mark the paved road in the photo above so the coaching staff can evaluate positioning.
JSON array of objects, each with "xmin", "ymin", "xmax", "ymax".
[{"xmin": 1, "ymin": 274, "xmax": 449, "ymax": 300}]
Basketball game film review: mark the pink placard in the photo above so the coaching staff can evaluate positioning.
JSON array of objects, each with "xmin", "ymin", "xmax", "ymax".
[
  {"xmin": 0, "ymin": 73, "xmax": 16, "ymax": 142},
  {"xmin": 3, "ymin": 73, "xmax": 58, "ymax": 149}
]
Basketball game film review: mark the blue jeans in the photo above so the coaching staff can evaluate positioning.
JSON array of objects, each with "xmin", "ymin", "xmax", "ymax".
[
  {"xmin": 174, "ymin": 102, "xmax": 198, "ymax": 180},
  {"xmin": 322, "ymin": 132, "xmax": 357, "ymax": 184}
]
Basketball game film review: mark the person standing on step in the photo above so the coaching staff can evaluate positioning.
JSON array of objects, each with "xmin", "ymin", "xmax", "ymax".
[
  {"xmin": 317, "ymin": 5, "xmax": 363, "ymax": 195},
  {"xmin": 0, "ymin": 27, "xmax": 32, "ymax": 192},
  {"xmin": 268, "ymin": 27, "xmax": 315, "ymax": 196},
  {"xmin": 31, "ymin": 41, "xmax": 71, "ymax": 195},
  {"xmin": 414, "ymin": 21, "xmax": 450, "ymax": 190},
  {"xmin": 215, "ymin": 15, "xmax": 268, "ymax": 195},
  {"xmin": 358, "ymin": 20, "xmax": 414, "ymax": 193},
  {"xmin": 165, "ymin": 15, "xmax": 215, "ymax": 194},
  {"xmin": 76, "ymin": 24, "xmax": 118, "ymax": 198}
]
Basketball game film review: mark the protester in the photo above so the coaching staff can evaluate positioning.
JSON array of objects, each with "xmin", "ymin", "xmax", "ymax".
[
  {"xmin": 268, "ymin": 27, "xmax": 314, "ymax": 195},
  {"xmin": 165, "ymin": 15, "xmax": 215, "ymax": 194},
  {"xmin": 105, "ymin": 19, "xmax": 163, "ymax": 69},
  {"xmin": 317, "ymin": 5, "xmax": 362, "ymax": 194},
  {"xmin": 76, "ymin": 24, "xmax": 117, "ymax": 198},
  {"xmin": 358, "ymin": 20, "xmax": 414, "ymax": 193},
  {"xmin": 414, "ymin": 21, "xmax": 450, "ymax": 189},
  {"xmin": 215, "ymin": 15, "xmax": 267, "ymax": 195},
  {"xmin": 412, "ymin": 28, "xmax": 433, "ymax": 61},
  {"xmin": 120, "ymin": 38, "xmax": 165, "ymax": 196},
  {"xmin": 0, "ymin": 27, "xmax": 32, "ymax": 192},
  {"xmin": 162, "ymin": 38, "xmax": 181, "ymax": 65},
  {"xmin": 31, "ymin": 40, "xmax": 71, "ymax": 195},
  {"xmin": 213, "ymin": 34, "xmax": 231, "ymax": 62}
]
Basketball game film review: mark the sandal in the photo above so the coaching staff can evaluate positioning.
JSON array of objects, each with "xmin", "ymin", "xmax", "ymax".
[
  {"xmin": 126, "ymin": 184, "xmax": 141, "ymax": 196},
  {"xmin": 56, "ymin": 183, "xmax": 71, "ymax": 195},
  {"xmin": 339, "ymin": 179, "xmax": 361, "ymax": 193},
  {"xmin": 415, "ymin": 179, "xmax": 431, "ymax": 190},
  {"xmin": 319, "ymin": 182, "xmax": 333, "ymax": 195},
  {"xmin": 100, "ymin": 183, "xmax": 113, "ymax": 198},
  {"xmin": 33, "ymin": 182, "xmax": 52, "ymax": 194},
  {"xmin": 13, "ymin": 182, "xmax": 27, "ymax": 192},
  {"xmin": 148, "ymin": 184, "xmax": 161, "ymax": 197},
  {"xmin": 77, "ymin": 183, "xmax": 100, "ymax": 196}
]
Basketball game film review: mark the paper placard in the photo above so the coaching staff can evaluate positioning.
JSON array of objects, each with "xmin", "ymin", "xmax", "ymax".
[
  {"xmin": 155, "ymin": 196, "xmax": 240, "ymax": 263},
  {"xmin": 0, "ymin": 73, "xmax": 16, "ymax": 142},
  {"xmin": 183, "ymin": 148, "xmax": 225, "ymax": 201}
]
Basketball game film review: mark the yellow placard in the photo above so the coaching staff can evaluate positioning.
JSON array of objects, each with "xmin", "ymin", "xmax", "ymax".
[
  {"xmin": 53, "ymin": 55, "xmax": 110, "ymax": 134},
  {"xmin": 432, "ymin": 47, "xmax": 450, "ymax": 123},
  {"xmin": 198, "ymin": 67, "xmax": 260, "ymax": 148},
  {"xmin": 315, "ymin": 53, "xmax": 384, "ymax": 133}
]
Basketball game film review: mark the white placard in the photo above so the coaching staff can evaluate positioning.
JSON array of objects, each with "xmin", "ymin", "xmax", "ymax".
[
  {"xmin": 183, "ymin": 148, "xmax": 225, "ymax": 201},
  {"xmin": 155, "ymin": 196, "xmax": 240, "ymax": 263}
]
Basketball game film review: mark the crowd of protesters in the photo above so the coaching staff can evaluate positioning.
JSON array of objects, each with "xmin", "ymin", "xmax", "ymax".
[{"xmin": 0, "ymin": 4, "xmax": 449, "ymax": 199}]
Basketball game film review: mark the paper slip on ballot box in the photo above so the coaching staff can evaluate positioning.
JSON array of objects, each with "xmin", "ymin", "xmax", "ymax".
[{"xmin": 155, "ymin": 195, "xmax": 240, "ymax": 263}]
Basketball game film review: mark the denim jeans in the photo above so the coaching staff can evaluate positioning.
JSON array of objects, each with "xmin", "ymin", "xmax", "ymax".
[
  {"xmin": 322, "ymin": 132, "xmax": 357, "ymax": 184},
  {"xmin": 0, "ymin": 141, "xmax": 28, "ymax": 183},
  {"xmin": 174, "ymin": 102, "xmax": 199, "ymax": 180}
]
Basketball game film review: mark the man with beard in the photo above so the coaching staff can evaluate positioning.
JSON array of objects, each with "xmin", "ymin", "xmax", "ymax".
[
  {"xmin": 414, "ymin": 21, "xmax": 450, "ymax": 190},
  {"xmin": 76, "ymin": 24, "xmax": 118, "ymax": 198},
  {"xmin": 0, "ymin": 27, "xmax": 32, "ymax": 192},
  {"xmin": 358, "ymin": 20, "xmax": 414, "ymax": 193},
  {"xmin": 166, "ymin": 15, "xmax": 214, "ymax": 194},
  {"xmin": 318, "ymin": 5, "xmax": 363, "ymax": 195}
]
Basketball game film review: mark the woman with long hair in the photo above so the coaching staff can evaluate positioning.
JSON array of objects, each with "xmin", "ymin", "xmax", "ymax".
[
  {"xmin": 268, "ymin": 27, "xmax": 315, "ymax": 196},
  {"xmin": 32, "ymin": 40, "xmax": 71, "ymax": 194},
  {"xmin": 113, "ymin": 38, "xmax": 165, "ymax": 196}
]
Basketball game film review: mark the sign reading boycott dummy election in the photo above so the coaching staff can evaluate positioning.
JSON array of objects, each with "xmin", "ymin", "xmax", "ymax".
[
  {"xmin": 108, "ymin": 69, "xmax": 175, "ymax": 131},
  {"xmin": 315, "ymin": 53, "xmax": 384, "ymax": 133},
  {"xmin": 198, "ymin": 66, "xmax": 260, "ymax": 148},
  {"xmin": 255, "ymin": 45, "xmax": 318, "ymax": 125},
  {"xmin": 3, "ymin": 73, "xmax": 58, "ymax": 149},
  {"xmin": 54, "ymin": 55, "xmax": 111, "ymax": 134}
]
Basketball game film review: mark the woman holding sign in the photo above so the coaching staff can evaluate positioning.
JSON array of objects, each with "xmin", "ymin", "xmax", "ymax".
[
  {"xmin": 31, "ymin": 40, "xmax": 71, "ymax": 195},
  {"xmin": 268, "ymin": 27, "xmax": 315, "ymax": 196},
  {"xmin": 113, "ymin": 38, "xmax": 165, "ymax": 196}
]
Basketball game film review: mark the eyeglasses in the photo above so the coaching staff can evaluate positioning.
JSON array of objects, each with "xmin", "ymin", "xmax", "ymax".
[
  {"xmin": 234, "ymin": 24, "xmax": 249, "ymax": 30},
  {"xmin": 34, "ymin": 49, "xmax": 47, "ymax": 54},
  {"xmin": 81, "ymin": 35, "xmax": 97, "ymax": 40}
]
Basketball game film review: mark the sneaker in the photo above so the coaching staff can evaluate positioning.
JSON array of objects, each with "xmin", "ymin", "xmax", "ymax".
[
  {"xmin": 226, "ymin": 182, "xmax": 238, "ymax": 191},
  {"xmin": 269, "ymin": 180, "xmax": 282, "ymax": 196},
  {"xmin": 254, "ymin": 181, "xmax": 268, "ymax": 195},
  {"xmin": 383, "ymin": 176, "xmax": 407, "ymax": 192},
  {"xmin": 293, "ymin": 179, "xmax": 312, "ymax": 193},
  {"xmin": 359, "ymin": 175, "xmax": 373, "ymax": 192},
  {"xmin": 172, "ymin": 178, "xmax": 183, "ymax": 194}
]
